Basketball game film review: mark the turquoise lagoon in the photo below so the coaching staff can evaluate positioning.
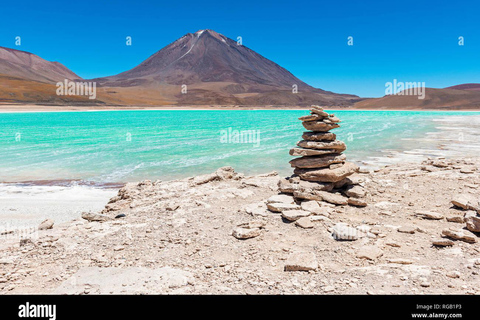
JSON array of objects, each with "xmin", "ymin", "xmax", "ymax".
[{"xmin": 1, "ymin": 110, "xmax": 480, "ymax": 186}]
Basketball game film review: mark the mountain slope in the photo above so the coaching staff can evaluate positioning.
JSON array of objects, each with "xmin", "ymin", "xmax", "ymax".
[
  {"xmin": 354, "ymin": 87, "xmax": 480, "ymax": 110},
  {"xmin": 0, "ymin": 46, "xmax": 80, "ymax": 83},
  {"xmin": 446, "ymin": 83, "xmax": 480, "ymax": 91}
]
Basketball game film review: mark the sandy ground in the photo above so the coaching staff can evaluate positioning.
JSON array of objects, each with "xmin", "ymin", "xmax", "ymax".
[{"xmin": 0, "ymin": 158, "xmax": 479, "ymax": 295}]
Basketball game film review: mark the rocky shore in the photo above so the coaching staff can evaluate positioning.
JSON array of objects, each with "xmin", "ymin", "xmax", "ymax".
[{"xmin": 1, "ymin": 158, "xmax": 480, "ymax": 295}]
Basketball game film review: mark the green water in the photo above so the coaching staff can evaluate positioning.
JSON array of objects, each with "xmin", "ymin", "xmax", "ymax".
[{"xmin": 0, "ymin": 110, "xmax": 479, "ymax": 185}]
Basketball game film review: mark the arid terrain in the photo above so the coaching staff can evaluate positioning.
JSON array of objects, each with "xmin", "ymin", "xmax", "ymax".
[
  {"xmin": 354, "ymin": 87, "xmax": 480, "ymax": 110},
  {"xmin": 1, "ymin": 157, "xmax": 479, "ymax": 295}
]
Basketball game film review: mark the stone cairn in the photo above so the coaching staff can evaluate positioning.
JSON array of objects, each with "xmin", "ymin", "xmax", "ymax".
[{"xmin": 278, "ymin": 105, "xmax": 367, "ymax": 208}]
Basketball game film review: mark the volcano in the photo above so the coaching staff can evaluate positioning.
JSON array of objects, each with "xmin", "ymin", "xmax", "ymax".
[{"xmin": 95, "ymin": 29, "xmax": 359, "ymax": 106}]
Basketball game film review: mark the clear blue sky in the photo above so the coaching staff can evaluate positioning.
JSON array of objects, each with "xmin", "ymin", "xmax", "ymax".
[{"xmin": 1, "ymin": 0, "xmax": 479, "ymax": 97}]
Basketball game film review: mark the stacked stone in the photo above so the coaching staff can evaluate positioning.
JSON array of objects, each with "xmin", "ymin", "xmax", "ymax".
[{"xmin": 279, "ymin": 105, "xmax": 367, "ymax": 207}]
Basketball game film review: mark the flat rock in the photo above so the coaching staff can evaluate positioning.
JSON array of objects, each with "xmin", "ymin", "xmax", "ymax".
[
  {"xmin": 300, "ymin": 200, "xmax": 329, "ymax": 216},
  {"xmin": 385, "ymin": 241, "xmax": 401, "ymax": 248},
  {"xmin": 38, "ymin": 219, "xmax": 54, "ymax": 230},
  {"xmin": 81, "ymin": 212, "xmax": 112, "ymax": 222},
  {"xmin": 193, "ymin": 173, "xmax": 219, "ymax": 185},
  {"xmin": 293, "ymin": 190, "xmax": 323, "ymax": 201},
  {"xmin": 289, "ymin": 153, "xmax": 346, "ymax": 169},
  {"xmin": 325, "ymin": 115, "xmax": 341, "ymax": 123},
  {"xmin": 309, "ymin": 107, "xmax": 329, "ymax": 117},
  {"xmin": 414, "ymin": 211, "xmax": 444, "ymax": 220},
  {"xmin": 357, "ymin": 246, "xmax": 383, "ymax": 260},
  {"xmin": 446, "ymin": 271, "xmax": 461, "ymax": 279},
  {"xmin": 348, "ymin": 198, "xmax": 367, "ymax": 207},
  {"xmin": 446, "ymin": 216, "xmax": 465, "ymax": 223},
  {"xmin": 278, "ymin": 177, "xmax": 334, "ymax": 194},
  {"xmin": 294, "ymin": 190, "xmax": 348, "ymax": 205},
  {"xmin": 311, "ymin": 215, "xmax": 331, "ymax": 223},
  {"xmin": 294, "ymin": 162, "xmax": 359, "ymax": 183},
  {"xmin": 299, "ymin": 114, "xmax": 324, "ymax": 121},
  {"xmin": 284, "ymin": 252, "xmax": 318, "ymax": 271},
  {"xmin": 432, "ymin": 239, "xmax": 455, "ymax": 247},
  {"xmin": 297, "ymin": 140, "xmax": 346, "ymax": 151},
  {"xmin": 460, "ymin": 167, "xmax": 475, "ymax": 174},
  {"xmin": 289, "ymin": 148, "xmax": 338, "ymax": 157},
  {"xmin": 452, "ymin": 194, "xmax": 479, "ymax": 211},
  {"xmin": 295, "ymin": 217, "xmax": 314, "ymax": 229},
  {"xmin": 465, "ymin": 215, "xmax": 480, "ymax": 233},
  {"xmin": 329, "ymin": 163, "xmax": 343, "ymax": 169},
  {"xmin": 302, "ymin": 132, "xmax": 336, "ymax": 141},
  {"xmin": 281, "ymin": 209, "xmax": 311, "ymax": 221},
  {"xmin": 266, "ymin": 202, "xmax": 300, "ymax": 213},
  {"xmin": 316, "ymin": 191, "xmax": 349, "ymax": 205},
  {"xmin": 232, "ymin": 227, "xmax": 261, "ymax": 240},
  {"xmin": 244, "ymin": 203, "xmax": 268, "ymax": 217},
  {"xmin": 442, "ymin": 229, "xmax": 477, "ymax": 243},
  {"xmin": 387, "ymin": 258, "xmax": 414, "ymax": 265},
  {"xmin": 302, "ymin": 121, "xmax": 339, "ymax": 132},
  {"xmin": 334, "ymin": 174, "xmax": 366, "ymax": 188},
  {"xmin": 237, "ymin": 221, "xmax": 266, "ymax": 229},
  {"xmin": 343, "ymin": 185, "xmax": 366, "ymax": 198},
  {"xmin": 266, "ymin": 194, "xmax": 295, "ymax": 204},
  {"xmin": 397, "ymin": 226, "xmax": 416, "ymax": 234},
  {"xmin": 324, "ymin": 285, "xmax": 335, "ymax": 293}
]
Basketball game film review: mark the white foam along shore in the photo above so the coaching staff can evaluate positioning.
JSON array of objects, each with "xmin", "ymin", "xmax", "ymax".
[
  {"xmin": 0, "ymin": 184, "xmax": 117, "ymax": 229},
  {"xmin": 356, "ymin": 113, "xmax": 480, "ymax": 169}
]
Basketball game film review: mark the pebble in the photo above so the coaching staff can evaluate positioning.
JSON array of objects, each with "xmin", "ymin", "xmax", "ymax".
[
  {"xmin": 446, "ymin": 216, "xmax": 464, "ymax": 223},
  {"xmin": 38, "ymin": 219, "xmax": 55, "ymax": 230},
  {"xmin": 385, "ymin": 241, "xmax": 401, "ymax": 248},
  {"xmin": 232, "ymin": 227, "xmax": 261, "ymax": 240},
  {"xmin": 414, "ymin": 211, "xmax": 443, "ymax": 220},
  {"xmin": 324, "ymin": 285, "xmax": 335, "ymax": 293},
  {"xmin": 397, "ymin": 226, "xmax": 416, "ymax": 234},
  {"xmin": 387, "ymin": 258, "xmax": 414, "ymax": 265},
  {"xmin": 432, "ymin": 239, "xmax": 454, "ymax": 247},
  {"xmin": 446, "ymin": 271, "xmax": 461, "ymax": 279}
]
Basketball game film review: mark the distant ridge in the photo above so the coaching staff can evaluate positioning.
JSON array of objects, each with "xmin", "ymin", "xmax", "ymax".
[
  {"xmin": 354, "ymin": 86, "xmax": 480, "ymax": 110},
  {"xmin": 0, "ymin": 46, "xmax": 80, "ymax": 83},
  {"xmin": 446, "ymin": 83, "xmax": 480, "ymax": 91}
]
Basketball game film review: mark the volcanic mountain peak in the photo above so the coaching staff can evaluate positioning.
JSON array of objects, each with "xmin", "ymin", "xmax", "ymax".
[{"xmin": 97, "ymin": 29, "xmax": 317, "ymax": 90}]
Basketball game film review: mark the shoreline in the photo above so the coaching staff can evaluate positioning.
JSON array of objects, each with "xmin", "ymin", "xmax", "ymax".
[
  {"xmin": 1, "ymin": 104, "xmax": 480, "ymax": 113},
  {"xmin": 1, "ymin": 159, "xmax": 479, "ymax": 294}
]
